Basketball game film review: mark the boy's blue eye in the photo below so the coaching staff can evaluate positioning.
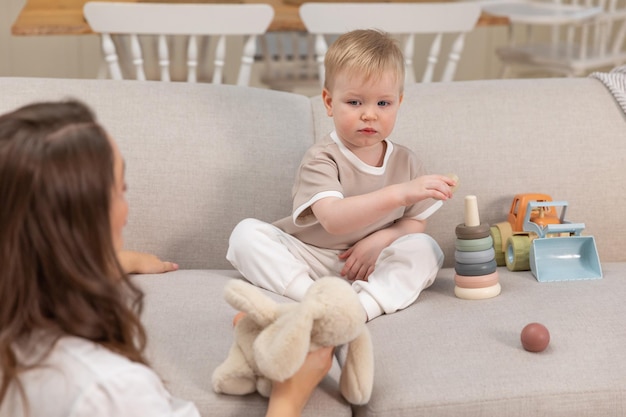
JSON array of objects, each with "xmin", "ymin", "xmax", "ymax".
[
  {"xmin": 378, "ymin": 101, "xmax": 390, "ymax": 107},
  {"xmin": 347, "ymin": 100, "xmax": 360, "ymax": 106}
]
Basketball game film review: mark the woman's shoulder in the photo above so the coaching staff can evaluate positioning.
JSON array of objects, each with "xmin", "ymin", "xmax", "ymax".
[
  {"xmin": 17, "ymin": 336, "xmax": 157, "ymax": 399},
  {"xmin": 54, "ymin": 336, "xmax": 146, "ymax": 377},
  {"xmin": 11, "ymin": 336, "xmax": 199, "ymax": 417}
]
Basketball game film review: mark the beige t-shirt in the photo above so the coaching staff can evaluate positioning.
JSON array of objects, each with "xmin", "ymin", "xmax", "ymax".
[{"xmin": 274, "ymin": 131, "xmax": 441, "ymax": 250}]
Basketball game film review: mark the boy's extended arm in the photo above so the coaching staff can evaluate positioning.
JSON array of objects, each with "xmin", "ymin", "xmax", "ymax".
[{"xmin": 312, "ymin": 174, "xmax": 455, "ymax": 235}]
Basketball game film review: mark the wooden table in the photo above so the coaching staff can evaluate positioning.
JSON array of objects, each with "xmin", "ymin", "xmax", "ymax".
[{"xmin": 11, "ymin": 0, "xmax": 508, "ymax": 36}]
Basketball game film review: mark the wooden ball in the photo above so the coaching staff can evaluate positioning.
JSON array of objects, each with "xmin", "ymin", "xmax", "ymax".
[{"xmin": 521, "ymin": 322, "xmax": 550, "ymax": 352}]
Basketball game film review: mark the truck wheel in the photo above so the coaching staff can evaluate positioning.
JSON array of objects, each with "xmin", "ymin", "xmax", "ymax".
[
  {"xmin": 490, "ymin": 226, "xmax": 506, "ymax": 267},
  {"xmin": 505, "ymin": 235, "xmax": 530, "ymax": 271}
]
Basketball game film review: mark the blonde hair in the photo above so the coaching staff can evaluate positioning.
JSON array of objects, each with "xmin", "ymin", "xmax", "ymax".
[{"xmin": 324, "ymin": 29, "xmax": 405, "ymax": 92}]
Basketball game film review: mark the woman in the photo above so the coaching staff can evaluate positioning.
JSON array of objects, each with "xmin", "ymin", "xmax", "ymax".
[{"xmin": 0, "ymin": 100, "xmax": 332, "ymax": 417}]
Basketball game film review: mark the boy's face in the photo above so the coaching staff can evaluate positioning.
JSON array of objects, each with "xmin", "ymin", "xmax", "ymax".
[{"xmin": 322, "ymin": 69, "xmax": 403, "ymax": 152}]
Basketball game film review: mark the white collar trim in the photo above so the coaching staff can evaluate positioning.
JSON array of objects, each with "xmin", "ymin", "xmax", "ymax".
[{"xmin": 330, "ymin": 131, "xmax": 393, "ymax": 175}]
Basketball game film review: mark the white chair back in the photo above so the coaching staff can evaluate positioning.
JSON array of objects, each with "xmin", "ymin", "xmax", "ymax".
[
  {"xmin": 298, "ymin": 2, "xmax": 482, "ymax": 85},
  {"xmin": 258, "ymin": 31, "xmax": 321, "ymax": 95},
  {"xmin": 483, "ymin": 0, "xmax": 626, "ymax": 77},
  {"xmin": 84, "ymin": 2, "xmax": 274, "ymax": 85}
]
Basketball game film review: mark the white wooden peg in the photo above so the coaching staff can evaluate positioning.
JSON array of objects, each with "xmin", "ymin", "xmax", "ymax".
[{"xmin": 464, "ymin": 195, "xmax": 480, "ymax": 227}]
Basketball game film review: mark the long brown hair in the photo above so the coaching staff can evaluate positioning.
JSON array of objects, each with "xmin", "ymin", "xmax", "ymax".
[{"xmin": 0, "ymin": 100, "xmax": 148, "ymax": 406}]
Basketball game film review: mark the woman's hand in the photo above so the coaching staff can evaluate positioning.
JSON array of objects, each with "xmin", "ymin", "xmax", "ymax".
[
  {"xmin": 265, "ymin": 346, "xmax": 334, "ymax": 417},
  {"xmin": 118, "ymin": 250, "xmax": 179, "ymax": 274}
]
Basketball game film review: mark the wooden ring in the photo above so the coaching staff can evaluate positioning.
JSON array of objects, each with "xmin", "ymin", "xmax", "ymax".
[
  {"xmin": 455, "ymin": 271, "xmax": 499, "ymax": 289},
  {"xmin": 455, "ymin": 222, "xmax": 491, "ymax": 239},
  {"xmin": 454, "ymin": 248, "xmax": 495, "ymax": 264},
  {"xmin": 455, "ymin": 259, "xmax": 497, "ymax": 276},
  {"xmin": 454, "ymin": 283, "xmax": 502, "ymax": 300},
  {"xmin": 455, "ymin": 236, "xmax": 494, "ymax": 252}
]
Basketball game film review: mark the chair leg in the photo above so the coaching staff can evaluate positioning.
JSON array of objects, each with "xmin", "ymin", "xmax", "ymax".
[
  {"xmin": 499, "ymin": 64, "xmax": 512, "ymax": 79},
  {"xmin": 96, "ymin": 59, "xmax": 108, "ymax": 79}
]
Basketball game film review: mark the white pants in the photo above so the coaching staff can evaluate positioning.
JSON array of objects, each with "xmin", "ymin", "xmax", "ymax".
[{"xmin": 226, "ymin": 218, "xmax": 444, "ymax": 321}]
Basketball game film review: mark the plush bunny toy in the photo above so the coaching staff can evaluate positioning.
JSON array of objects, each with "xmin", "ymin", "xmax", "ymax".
[{"xmin": 211, "ymin": 277, "xmax": 374, "ymax": 405}]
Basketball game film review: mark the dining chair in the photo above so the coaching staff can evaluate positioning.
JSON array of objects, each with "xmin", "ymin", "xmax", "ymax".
[
  {"xmin": 83, "ymin": 2, "xmax": 274, "ymax": 85},
  {"xmin": 257, "ymin": 31, "xmax": 322, "ymax": 94},
  {"xmin": 297, "ymin": 2, "xmax": 482, "ymax": 86},
  {"xmin": 482, "ymin": 0, "xmax": 626, "ymax": 77}
]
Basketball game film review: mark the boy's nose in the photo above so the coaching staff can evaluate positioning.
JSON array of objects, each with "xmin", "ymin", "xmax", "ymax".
[{"xmin": 361, "ymin": 108, "xmax": 377, "ymax": 121}]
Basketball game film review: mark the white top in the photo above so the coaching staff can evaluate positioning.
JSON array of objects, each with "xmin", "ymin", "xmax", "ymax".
[{"xmin": 0, "ymin": 336, "xmax": 200, "ymax": 417}]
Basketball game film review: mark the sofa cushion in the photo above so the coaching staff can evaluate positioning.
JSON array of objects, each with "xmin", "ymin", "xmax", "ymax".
[
  {"xmin": 358, "ymin": 264, "xmax": 626, "ymax": 417},
  {"xmin": 2, "ymin": 75, "xmax": 626, "ymax": 417},
  {"xmin": 135, "ymin": 270, "xmax": 352, "ymax": 417}
]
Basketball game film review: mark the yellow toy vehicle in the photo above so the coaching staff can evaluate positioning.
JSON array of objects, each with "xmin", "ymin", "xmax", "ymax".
[{"xmin": 491, "ymin": 193, "xmax": 601, "ymax": 282}]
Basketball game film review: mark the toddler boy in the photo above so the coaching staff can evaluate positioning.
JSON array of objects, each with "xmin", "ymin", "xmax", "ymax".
[{"xmin": 227, "ymin": 29, "xmax": 455, "ymax": 321}]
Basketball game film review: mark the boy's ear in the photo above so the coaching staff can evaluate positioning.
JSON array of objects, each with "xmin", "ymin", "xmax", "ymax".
[
  {"xmin": 399, "ymin": 93, "xmax": 404, "ymax": 105},
  {"xmin": 322, "ymin": 88, "xmax": 333, "ymax": 117}
]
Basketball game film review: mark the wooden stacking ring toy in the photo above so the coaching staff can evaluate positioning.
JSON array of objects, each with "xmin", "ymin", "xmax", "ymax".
[{"xmin": 454, "ymin": 194, "xmax": 501, "ymax": 300}]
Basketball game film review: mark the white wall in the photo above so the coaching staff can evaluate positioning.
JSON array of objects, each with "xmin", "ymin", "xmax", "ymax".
[
  {"xmin": 1, "ymin": 0, "xmax": 506, "ymax": 84},
  {"xmin": 1, "ymin": 0, "xmax": 102, "ymax": 79}
]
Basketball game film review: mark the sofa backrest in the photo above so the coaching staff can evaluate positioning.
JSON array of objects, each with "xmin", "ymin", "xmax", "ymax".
[
  {"xmin": 311, "ymin": 78, "xmax": 626, "ymax": 266},
  {"xmin": 0, "ymin": 78, "xmax": 313, "ymax": 269},
  {"xmin": 1, "ymin": 77, "xmax": 624, "ymax": 270}
]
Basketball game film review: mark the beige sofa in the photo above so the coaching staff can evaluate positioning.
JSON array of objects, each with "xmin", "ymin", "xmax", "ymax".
[{"xmin": 2, "ymin": 76, "xmax": 625, "ymax": 417}]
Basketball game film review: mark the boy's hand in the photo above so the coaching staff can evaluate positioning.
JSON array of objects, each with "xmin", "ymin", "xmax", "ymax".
[
  {"xmin": 401, "ymin": 174, "xmax": 456, "ymax": 205},
  {"xmin": 339, "ymin": 233, "xmax": 388, "ymax": 281},
  {"xmin": 339, "ymin": 218, "xmax": 427, "ymax": 282}
]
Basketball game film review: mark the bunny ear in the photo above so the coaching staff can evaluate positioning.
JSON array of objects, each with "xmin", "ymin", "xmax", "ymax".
[
  {"xmin": 254, "ymin": 310, "xmax": 314, "ymax": 382},
  {"xmin": 223, "ymin": 280, "xmax": 280, "ymax": 327},
  {"xmin": 340, "ymin": 327, "xmax": 374, "ymax": 405}
]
